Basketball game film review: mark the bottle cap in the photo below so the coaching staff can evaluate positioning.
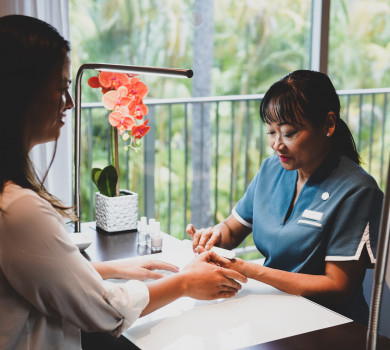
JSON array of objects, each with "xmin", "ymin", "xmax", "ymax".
[
  {"xmin": 148, "ymin": 218, "xmax": 155, "ymax": 234},
  {"xmin": 140, "ymin": 216, "xmax": 147, "ymax": 231},
  {"xmin": 154, "ymin": 221, "xmax": 161, "ymax": 236}
]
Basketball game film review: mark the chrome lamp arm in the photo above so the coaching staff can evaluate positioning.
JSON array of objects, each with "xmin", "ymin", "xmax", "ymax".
[{"xmin": 73, "ymin": 63, "xmax": 193, "ymax": 232}]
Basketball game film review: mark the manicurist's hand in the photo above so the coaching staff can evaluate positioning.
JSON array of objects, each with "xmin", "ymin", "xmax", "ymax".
[
  {"xmin": 92, "ymin": 258, "xmax": 179, "ymax": 280},
  {"xmin": 180, "ymin": 251, "xmax": 247, "ymax": 299},
  {"xmin": 186, "ymin": 216, "xmax": 252, "ymax": 253},
  {"xmin": 186, "ymin": 223, "xmax": 222, "ymax": 252},
  {"xmin": 206, "ymin": 252, "xmax": 250, "ymax": 278},
  {"xmin": 207, "ymin": 247, "xmax": 372, "ymax": 312}
]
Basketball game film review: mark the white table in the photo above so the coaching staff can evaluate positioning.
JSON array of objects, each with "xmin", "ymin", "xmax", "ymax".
[{"xmin": 122, "ymin": 236, "xmax": 351, "ymax": 350}]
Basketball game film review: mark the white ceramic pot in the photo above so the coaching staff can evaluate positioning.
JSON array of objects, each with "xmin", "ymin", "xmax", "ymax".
[{"xmin": 95, "ymin": 189, "xmax": 138, "ymax": 234}]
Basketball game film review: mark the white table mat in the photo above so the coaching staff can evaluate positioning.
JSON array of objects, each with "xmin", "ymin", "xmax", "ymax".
[{"xmin": 122, "ymin": 242, "xmax": 351, "ymax": 350}]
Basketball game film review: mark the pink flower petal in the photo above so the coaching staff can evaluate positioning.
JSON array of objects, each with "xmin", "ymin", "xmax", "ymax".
[{"xmin": 103, "ymin": 90, "xmax": 120, "ymax": 110}]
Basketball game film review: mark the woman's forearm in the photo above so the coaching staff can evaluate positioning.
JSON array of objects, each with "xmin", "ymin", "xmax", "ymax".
[
  {"xmin": 91, "ymin": 261, "xmax": 113, "ymax": 279},
  {"xmin": 214, "ymin": 221, "xmax": 235, "ymax": 249},
  {"xmin": 245, "ymin": 262, "xmax": 339, "ymax": 298},
  {"xmin": 140, "ymin": 274, "xmax": 185, "ymax": 316},
  {"xmin": 218, "ymin": 216, "xmax": 251, "ymax": 250},
  {"xmin": 225, "ymin": 254, "xmax": 367, "ymax": 309}
]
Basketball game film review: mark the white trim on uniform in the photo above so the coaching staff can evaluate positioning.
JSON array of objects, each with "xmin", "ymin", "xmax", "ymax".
[
  {"xmin": 232, "ymin": 207, "xmax": 253, "ymax": 228},
  {"xmin": 325, "ymin": 223, "xmax": 376, "ymax": 264},
  {"xmin": 364, "ymin": 223, "xmax": 376, "ymax": 264},
  {"xmin": 298, "ymin": 219, "xmax": 322, "ymax": 228}
]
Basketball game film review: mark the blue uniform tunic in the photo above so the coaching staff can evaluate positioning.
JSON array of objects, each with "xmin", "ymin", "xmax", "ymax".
[{"xmin": 233, "ymin": 154, "xmax": 383, "ymax": 324}]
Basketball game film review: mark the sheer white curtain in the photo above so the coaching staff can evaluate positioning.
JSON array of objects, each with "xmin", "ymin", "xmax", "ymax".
[{"xmin": 0, "ymin": 0, "xmax": 72, "ymax": 206}]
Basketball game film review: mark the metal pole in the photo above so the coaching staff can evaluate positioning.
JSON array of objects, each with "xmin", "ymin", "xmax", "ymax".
[
  {"xmin": 74, "ymin": 67, "xmax": 83, "ymax": 232},
  {"xmin": 367, "ymin": 154, "xmax": 390, "ymax": 349}
]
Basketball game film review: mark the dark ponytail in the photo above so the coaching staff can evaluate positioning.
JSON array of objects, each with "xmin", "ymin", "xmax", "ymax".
[
  {"xmin": 260, "ymin": 70, "xmax": 361, "ymax": 164},
  {"xmin": 331, "ymin": 118, "xmax": 361, "ymax": 164}
]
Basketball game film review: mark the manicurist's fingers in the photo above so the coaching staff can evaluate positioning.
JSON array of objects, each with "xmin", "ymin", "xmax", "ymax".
[
  {"xmin": 186, "ymin": 223, "xmax": 196, "ymax": 238},
  {"xmin": 198, "ymin": 227, "xmax": 213, "ymax": 248},
  {"xmin": 219, "ymin": 285, "xmax": 240, "ymax": 293},
  {"xmin": 217, "ymin": 291, "xmax": 237, "ymax": 298},
  {"xmin": 221, "ymin": 267, "xmax": 247, "ymax": 284},
  {"xmin": 207, "ymin": 250, "xmax": 230, "ymax": 265},
  {"xmin": 192, "ymin": 228, "xmax": 206, "ymax": 251},
  {"xmin": 205, "ymin": 231, "xmax": 222, "ymax": 250}
]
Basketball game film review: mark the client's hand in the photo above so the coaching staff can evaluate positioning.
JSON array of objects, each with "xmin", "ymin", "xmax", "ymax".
[
  {"xmin": 186, "ymin": 223, "xmax": 222, "ymax": 252},
  {"xmin": 180, "ymin": 251, "xmax": 247, "ymax": 299},
  {"xmin": 92, "ymin": 258, "xmax": 179, "ymax": 280}
]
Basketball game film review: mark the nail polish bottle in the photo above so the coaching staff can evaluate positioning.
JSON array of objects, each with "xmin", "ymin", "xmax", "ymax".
[
  {"xmin": 138, "ymin": 216, "xmax": 148, "ymax": 246},
  {"xmin": 151, "ymin": 221, "xmax": 162, "ymax": 253},
  {"xmin": 144, "ymin": 218, "xmax": 153, "ymax": 248},
  {"xmin": 148, "ymin": 218, "xmax": 155, "ymax": 238}
]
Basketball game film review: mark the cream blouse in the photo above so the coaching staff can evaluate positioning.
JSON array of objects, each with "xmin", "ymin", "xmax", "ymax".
[{"xmin": 0, "ymin": 183, "xmax": 149, "ymax": 350}]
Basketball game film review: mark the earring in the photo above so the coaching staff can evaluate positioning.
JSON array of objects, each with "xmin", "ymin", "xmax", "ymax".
[{"xmin": 327, "ymin": 133, "xmax": 330, "ymax": 137}]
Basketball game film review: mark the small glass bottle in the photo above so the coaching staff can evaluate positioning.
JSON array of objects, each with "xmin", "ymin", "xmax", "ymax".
[
  {"xmin": 143, "ymin": 218, "xmax": 153, "ymax": 248},
  {"xmin": 148, "ymin": 218, "xmax": 155, "ymax": 241},
  {"xmin": 138, "ymin": 216, "xmax": 148, "ymax": 246},
  {"xmin": 151, "ymin": 221, "xmax": 162, "ymax": 253}
]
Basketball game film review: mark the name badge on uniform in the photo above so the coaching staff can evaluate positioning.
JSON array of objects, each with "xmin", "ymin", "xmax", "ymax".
[{"xmin": 302, "ymin": 209, "xmax": 324, "ymax": 221}]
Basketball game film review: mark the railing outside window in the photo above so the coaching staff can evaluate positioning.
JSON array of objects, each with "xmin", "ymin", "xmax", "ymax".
[{"xmin": 79, "ymin": 88, "xmax": 390, "ymax": 258}]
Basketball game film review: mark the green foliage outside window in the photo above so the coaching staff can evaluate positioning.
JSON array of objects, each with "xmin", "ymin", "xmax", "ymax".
[{"xmin": 70, "ymin": 0, "xmax": 390, "ymax": 259}]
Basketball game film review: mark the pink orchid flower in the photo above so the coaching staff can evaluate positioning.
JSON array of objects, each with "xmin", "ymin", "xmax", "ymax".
[
  {"xmin": 87, "ymin": 76, "xmax": 101, "ymax": 88},
  {"xmin": 128, "ymin": 95, "xmax": 148, "ymax": 119},
  {"xmin": 124, "ymin": 77, "xmax": 148, "ymax": 99},
  {"xmin": 108, "ymin": 111, "xmax": 135, "ymax": 135},
  {"xmin": 99, "ymin": 72, "xmax": 131, "ymax": 90},
  {"xmin": 102, "ymin": 86, "xmax": 131, "ymax": 111},
  {"xmin": 131, "ymin": 119, "xmax": 150, "ymax": 139}
]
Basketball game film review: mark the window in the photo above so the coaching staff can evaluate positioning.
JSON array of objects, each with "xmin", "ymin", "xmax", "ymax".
[{"xmin": 70, "ymin": 1, "xmax": 390, "ymax": 247}]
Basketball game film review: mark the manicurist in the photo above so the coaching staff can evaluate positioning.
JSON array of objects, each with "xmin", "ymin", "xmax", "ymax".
[{"xmin": 188, "ymin": 70, "xmax": 383, "ymax": 325}]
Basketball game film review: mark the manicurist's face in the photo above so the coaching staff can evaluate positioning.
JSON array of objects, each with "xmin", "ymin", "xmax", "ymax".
[
  {"xmin": 266, "ymin": 117, "xmax": 330, "ymax": 176},
  {"xmin": 26, "ymin": 53, "xmax": 74, "ymax": 150}
]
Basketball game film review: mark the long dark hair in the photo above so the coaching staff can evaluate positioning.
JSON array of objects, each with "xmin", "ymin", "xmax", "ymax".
[
  {"xmin": 0, "ymin": 15, "xmax": 74, "ymax": 218},
  {"xmin": 259, "ymin": 70, "xmax": 360, "ymax": 164}
]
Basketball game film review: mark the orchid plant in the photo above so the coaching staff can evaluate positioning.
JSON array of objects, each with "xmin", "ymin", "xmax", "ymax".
[{"xmin": 88, "ymin": 72, "xmax": 150, "ymax": 197}]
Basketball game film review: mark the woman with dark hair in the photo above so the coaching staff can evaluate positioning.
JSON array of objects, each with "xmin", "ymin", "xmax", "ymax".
[
  {"xmin": 0, "ymin": 15, "xmax": 246, "ymax": 350},
  {"xmin": 187, "ymin": 70, "xmax": 383, "ymax": 324}
]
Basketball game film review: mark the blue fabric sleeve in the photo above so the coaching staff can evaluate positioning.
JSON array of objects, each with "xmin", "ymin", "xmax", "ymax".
[
  {"xmin": 326, "ymin": 186, "xmax": 383, "ymax": 262},
  {"xmin": 233, "ymin": 171, "xmax": 261, "ymax": 225}
]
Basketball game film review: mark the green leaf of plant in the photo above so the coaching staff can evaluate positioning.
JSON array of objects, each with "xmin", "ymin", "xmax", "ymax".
[
  {"xmin": 96, "ymin": 165, "xmax": 118, "ymax": 197},
  {"xmin": 91, "ymin": 168, "xmax": 102, "ymax": 186}
]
